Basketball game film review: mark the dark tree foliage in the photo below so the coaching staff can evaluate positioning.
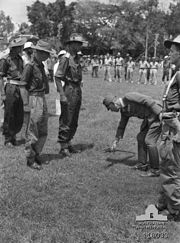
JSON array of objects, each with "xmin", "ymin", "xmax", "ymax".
[{"xmin": 25, "ymin": 0, "xmax": 180, "ymax": 57}]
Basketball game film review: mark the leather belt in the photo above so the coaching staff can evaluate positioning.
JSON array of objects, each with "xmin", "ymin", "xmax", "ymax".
[{"xmin": 6, "ymin": 80, "xmax": 26, "ymax": 86}]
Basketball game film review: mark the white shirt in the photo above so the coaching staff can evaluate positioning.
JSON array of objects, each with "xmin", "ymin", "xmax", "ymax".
[
  {"xmin": 115, "ymin": 57, "xmax": 124, "ymax": 66},
  {"xmin": 53, "ymin": 61, "xmax": 65, "ymax": 88}
]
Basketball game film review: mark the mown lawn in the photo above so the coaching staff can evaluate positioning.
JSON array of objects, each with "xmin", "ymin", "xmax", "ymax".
[{"xmin": 0, "ymin": 67, "xmax": 180, "ymax": 243}]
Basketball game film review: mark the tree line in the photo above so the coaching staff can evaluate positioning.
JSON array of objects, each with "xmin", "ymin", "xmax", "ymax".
[{"xmin": 1, "ymin": 0, "xmax": 180, "ymax": 57}]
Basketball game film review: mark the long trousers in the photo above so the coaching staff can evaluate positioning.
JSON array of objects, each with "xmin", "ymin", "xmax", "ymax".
[
  {"xmin": 114, "ymin": 66, "xmax": 123, "ymax": 81},
  {"xmin": 137, "ymin": 119, "xmax": 161, "ymax": 169},
  {"xmin": 124, "ymin": 66, "xmax": 127, "ymax": 80},
  {"xmin": 25, "ymin": 95, "xmax": 48, "ymax": 162},
  {"xmin": 150, "ymin": 69, "xmax": 158, "ymax": 85},
  {"xmin": 158, "ymin": 116, "xmax": 180, "ymax": 214},
  {"xmin": 104, "ymin": 66, "xmax": 112, "ymax": 82},
  {"xmin": 92, "ymin": 66, "xmax": 99, "ymax": 77},
  {"xmin": 127, "ymin": 68, "xmax": 134, "ymax": 82},
  {"xmin": 19, "ymin": 86, "xmax": 31, "ymax": 139},
  {"xmin": 58, "ymin": 83, "xmax": 82, "ymax": 147},
  {"xmin": 162, "ymin": 70, "xmax": 170, "ymax": 82},
  {"xmin": 138, "ymin": 69, "xmax": 147, "ymax": 84},
  {"xmin": 3, "ymin": 83, "xmax": 23, "ymax": 144}
]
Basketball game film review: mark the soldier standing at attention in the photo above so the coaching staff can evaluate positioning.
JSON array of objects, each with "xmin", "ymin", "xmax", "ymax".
[
  {"xmin": 114, "ymin": 52, "xmax": 124, "ymax": 82},
  {"xmin": 54, "ymin": 34, "xmax": 83, "ymax": 157},
  {"xmin": 0, "ymin": 38, "xmax": 25, "ymax": 147},
  {"xmin": 138, "ymin": 56, "xmax": 149, "ymax": 85},
  {"xmin": 21, "ymin": 40, "xmax": 51, "ymax": 170},
  {"xmin": 150, "ymin": 57, "xmax": 159, "ymax": 85}
]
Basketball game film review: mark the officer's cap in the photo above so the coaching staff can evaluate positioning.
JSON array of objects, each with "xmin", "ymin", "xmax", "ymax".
[{"xmin": 103, "ymin": 95, "xmax": 117, "ymax": 108}]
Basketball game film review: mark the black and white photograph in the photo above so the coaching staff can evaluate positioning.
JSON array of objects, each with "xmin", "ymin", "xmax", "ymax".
[{"xmin": 0, "ymin": 0, "xmax": 180, "ymax": 242}]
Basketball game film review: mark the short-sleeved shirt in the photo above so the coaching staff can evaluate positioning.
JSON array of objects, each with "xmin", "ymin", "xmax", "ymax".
[
  {"xmin": 139, "ymin": 60, "xmax": 149, "ymax": 69},
  {"xmin": 115, "ymin": 57, "xmax": 123, "ymax": 66},
  {"xmin": 150, "ymin": 62, "xmax": 158, "ymax": 69},
  {"xmin": 0, "ymin": 54, "xmax": 23, "ymax": 80},
  {"xmin": 163, "ymin": 72, "xmax": 180, "ymax": 111},
  {"xmin": 91, "ymin": 58, "xmax": 99, "ymax": 67},
  {"xmin": 21, "ymin": 57, "xmax": 49, "ymax": 94},
  {"xmin": 127, "ymin": 61, "xmax": 135, "ymax": 69},
  {"xmin": 55, "ymin": 55, "xmax": 82, "ymax": 84},
  {"xmin": 104, "ymin": 57, "xmax": 112, "ymax": 66}
]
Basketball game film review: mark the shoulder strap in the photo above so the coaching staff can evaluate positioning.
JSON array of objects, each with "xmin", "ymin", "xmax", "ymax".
[{"xmin": 163, "ymin": 72, "xmax": 177, "ymax": 100}]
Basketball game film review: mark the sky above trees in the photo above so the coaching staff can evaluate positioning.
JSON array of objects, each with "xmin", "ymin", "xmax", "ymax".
[
  {"xmin": 0, "ymin": 0, "xmax": 72, "ymax": 23},
  {"xmin": 0, "ymin": 0, "xmax": 173, "ymax": 24}
]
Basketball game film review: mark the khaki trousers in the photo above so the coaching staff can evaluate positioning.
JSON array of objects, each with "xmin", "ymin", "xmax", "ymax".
[{"xmin": 25, "ymin": 95, "xmax": 48, "ymax": 162}]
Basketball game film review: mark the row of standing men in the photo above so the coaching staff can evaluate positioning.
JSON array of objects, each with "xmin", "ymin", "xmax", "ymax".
[
  {"xmin": 0, "ymin": 34, "xmax": 84, "ymax": 170},
  {"xmin": 89, "ymin": 53, "xmax": 174, "ymax": 85}
]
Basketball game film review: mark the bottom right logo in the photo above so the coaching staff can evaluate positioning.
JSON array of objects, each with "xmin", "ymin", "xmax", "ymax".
[{"xmin": 135, "ymin": 204, "xmax": 169, "ymax": 241}]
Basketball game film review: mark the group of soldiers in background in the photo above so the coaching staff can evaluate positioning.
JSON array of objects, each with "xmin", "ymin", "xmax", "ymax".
[
  {"xmin": 72, "ymin": 52, "xmax": 173, "ymax": 85},
  {"xmin": 39, "ymin": 49, "xmax": 174, "ymax": 88}
]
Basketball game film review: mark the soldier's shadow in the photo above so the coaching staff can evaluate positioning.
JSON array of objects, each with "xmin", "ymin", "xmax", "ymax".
[
  {"xmin": 105, "ymin": 153, "xmax": 137, "ymax": 169},
  {"xmin": 71, "ymin": 143, "xmax": 94, "ymax": 151},
  {"xmin": 41, "ymin": 143, "xmax": 94, "ymax": 163}
]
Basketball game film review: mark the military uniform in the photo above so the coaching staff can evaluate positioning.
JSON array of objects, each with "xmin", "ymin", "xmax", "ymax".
[
  {"xmin": 21, "ymin": 40, "xmax": 50, "ymax": 169},
  {"xmin": 156, "ymin": 36, "xmax": 180, "ymax": 218},
  {"xmin": 0, "ymin": 40, "xmax": 25, "ymax": 145},
  {"xmin": 104, "ymin": 92, "xmax": 162, "ymax": 174},
  {"xmin": 158, "ymin": 71, "xmax": 180, "ymax": 216},
  {"xmin": 114, "ymin": 54, "xmax": 124, "ymax": 82},
  {"xmin": 55, "ymin": 53, "xmax": 82, "ymax": 150}
]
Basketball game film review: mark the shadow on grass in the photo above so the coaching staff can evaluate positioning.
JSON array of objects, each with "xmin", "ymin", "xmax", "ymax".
[
  {"xmin": 41, "ymin": 143, "xmax": 94, "ymax": 163},
  {"xmin": 105, "ymin": 156, "xmax": 137, "ymax": 169},
  {"xmin": 72, "ymin": 143, "xmax": 94, "ymax": 151},
  {"xmin": 41, "ymin": 153, "xmax": 63, "ymax": 163}
]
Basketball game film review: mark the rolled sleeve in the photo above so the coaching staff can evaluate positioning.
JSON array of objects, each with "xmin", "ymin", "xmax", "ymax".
[
  {"xmin": 55, "ymin": 57, "xmax": 69, "ymax": 80},
  {"xmin": 21, "ymin": 63, "xmax": 33, "ymax": 90}
]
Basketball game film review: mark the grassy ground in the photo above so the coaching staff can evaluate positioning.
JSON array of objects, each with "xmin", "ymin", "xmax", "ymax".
[{"xmin": 0, "ymin": 67, "xmax": 180, "ymax": 243}]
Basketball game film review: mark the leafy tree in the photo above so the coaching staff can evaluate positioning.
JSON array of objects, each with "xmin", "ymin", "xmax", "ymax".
[
  {"xmin": 27, "ymin": 0, "xmax": 51, "ymax": 38},
  {"xmin": 166, "ymin": 1, "xmax": 180, "ymax": 37},
  {"xmin": 25, "ymin": 0, "xmax": 177, "ymax": 57},
  {"xmin": 0, "ymin": 11, "xmax": 14, "ymax": 36},
  {"xmin": 46, "ymin": 0, "xmax": 66, "ymax": 37},
  {"xmin": 19, "ymin": 22, "xmax": 31, "ymax": 34}
]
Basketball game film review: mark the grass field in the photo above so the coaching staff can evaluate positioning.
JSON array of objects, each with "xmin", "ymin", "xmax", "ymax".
[{"xmin": 0, "ymin": 67, "xmax": 180, "ymax": 243}]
